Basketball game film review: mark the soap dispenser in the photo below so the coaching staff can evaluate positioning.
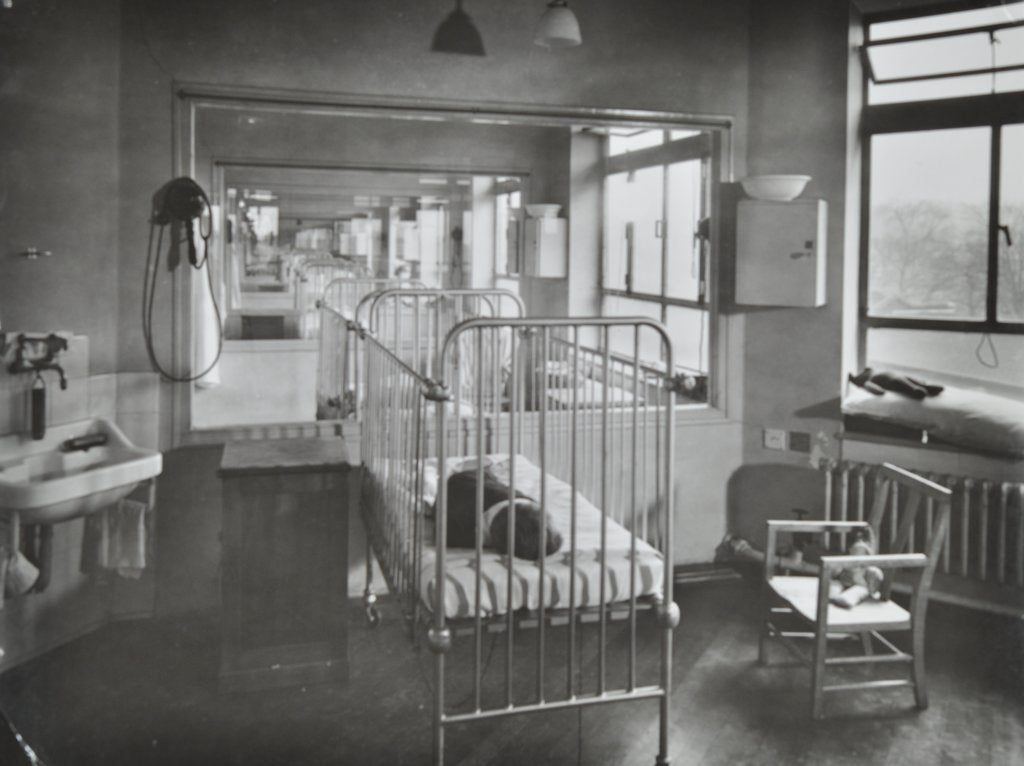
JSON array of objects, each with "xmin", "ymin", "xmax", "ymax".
[{"xmin": 30, "ymin": 372, "xmax": 46, "ymax": 440}]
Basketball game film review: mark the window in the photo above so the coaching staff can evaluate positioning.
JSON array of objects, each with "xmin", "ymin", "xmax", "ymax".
[
  {"xmin": 860, "ymin": 3, "xmax": 1024, "ymax": 387},
  {"xmin": 493, "ymin": 177, "xmax": 523, "ymax": 278},
  {"xmin": 601, "ymin": 129, "xmax": 714, "ymax": 391}
]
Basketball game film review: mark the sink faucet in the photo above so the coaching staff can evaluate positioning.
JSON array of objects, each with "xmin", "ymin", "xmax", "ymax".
[
  {"xmin": 5, "ymin": 333, "xmax": 69, "ymax": 388},
  {"xmin": 28, "ymin": 362, "xmax": 67, "ymax": 390}
]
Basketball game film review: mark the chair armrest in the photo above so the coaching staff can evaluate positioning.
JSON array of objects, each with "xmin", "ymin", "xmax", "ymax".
[
  {"xmin": 820, "ymin": 553, "xmax": 927, "ymax": 571},
  {"xmin": 762, "ymin": 521, "xmax": 872, "ymax": 582},
  {"xmin": 766, "ymin": 520, "xmax": 870, "ymax": 535}
]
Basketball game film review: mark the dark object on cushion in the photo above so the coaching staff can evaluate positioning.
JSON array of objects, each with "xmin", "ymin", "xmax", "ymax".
[
  {"xmin": 849, "ymin": 368, "xmax": 944, "ymax": 400},
  {"xmin": 444, "ymin": 468, "xmax": 563, "ymax": 560}
]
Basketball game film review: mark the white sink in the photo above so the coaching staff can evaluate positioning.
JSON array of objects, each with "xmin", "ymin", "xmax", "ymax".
[{"xmin": 0, "ymin": 418, "xmax": 162, "ymax": 525}]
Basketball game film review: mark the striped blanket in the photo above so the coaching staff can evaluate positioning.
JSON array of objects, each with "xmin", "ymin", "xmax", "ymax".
[{"xmin": 420, "ymin": 454, "xmax": 664, "ymax": 619}]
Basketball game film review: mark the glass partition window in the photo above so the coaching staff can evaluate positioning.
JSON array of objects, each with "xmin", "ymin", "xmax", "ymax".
[
  {"xmin": 493, "ymin": 178, "xmax": 523, "ymax": 277},
  {"xmin": 601, "ymin": 129, "xmax": 712, "ymax": 387}
]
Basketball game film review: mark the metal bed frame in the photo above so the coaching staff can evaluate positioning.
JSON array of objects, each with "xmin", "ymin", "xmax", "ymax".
[
  {"xmin": 315, "ymin": 277, "xmax": 423, "ymax": 420},
  {"xmin": 359, "ymin": 314, "xmax": 681, "ymax": 765},
  {"xmin": 361, "ymin": 287, "xmax": 525, "ymax": 382}
]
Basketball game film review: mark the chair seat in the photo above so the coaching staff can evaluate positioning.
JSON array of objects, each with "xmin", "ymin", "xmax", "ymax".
[{"xmin": 769, "ymin": 575, "xmax": 911, "ymax": 629}]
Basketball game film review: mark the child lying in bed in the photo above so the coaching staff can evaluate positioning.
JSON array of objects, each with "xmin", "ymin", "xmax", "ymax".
[{"xmin": 443, "ymin": 468, "xmax": 563, "ymax": 561}]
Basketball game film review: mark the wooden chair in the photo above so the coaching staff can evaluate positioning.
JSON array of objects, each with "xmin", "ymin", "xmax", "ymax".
[{"xmin": 759, "ymin": 462, "xmax": 952, "ymax": 718}]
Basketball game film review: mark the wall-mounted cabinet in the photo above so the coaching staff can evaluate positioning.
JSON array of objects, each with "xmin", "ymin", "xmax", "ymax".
[
  {"xmin": 735, "ymin": 199, "xmax": 826, "ymax": 307},
  {"xmin": 523, "ymin": 217, "xmax": 567, "ymax": 278}
]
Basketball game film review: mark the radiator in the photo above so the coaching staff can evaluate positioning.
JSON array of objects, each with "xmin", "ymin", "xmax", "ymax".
[{"xmin": 820, "ymin": 460, "xmax": 1024, "ymax": 612}]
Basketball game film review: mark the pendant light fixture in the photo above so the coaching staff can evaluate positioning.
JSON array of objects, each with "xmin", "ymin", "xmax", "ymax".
[
  {"xmin": 534, "ymin": 0, "xmax": 582, "ymax": 48},
  {"xmin": 431, "ymin": 0, "xmax": 486, "ymax": 56}
]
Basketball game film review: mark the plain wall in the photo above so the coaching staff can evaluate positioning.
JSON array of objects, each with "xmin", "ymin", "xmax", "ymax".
[
  {"xmin": 0, "ymin": 0, "xmax": 122, "ymax": 374},
  {"xmin": 725, "ymin": 0, "xmax": 854, "ymax": 538}
]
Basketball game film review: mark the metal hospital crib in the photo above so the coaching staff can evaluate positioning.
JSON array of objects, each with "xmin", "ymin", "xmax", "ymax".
[{"xmin": 357, "ymin": 310, "xmax": 683, "ymax": 765}]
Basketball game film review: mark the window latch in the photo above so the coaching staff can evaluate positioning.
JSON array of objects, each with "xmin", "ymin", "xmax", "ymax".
[{"xmin": 998, "ymin": 224, "xmax": 1012, "ymax": 247}]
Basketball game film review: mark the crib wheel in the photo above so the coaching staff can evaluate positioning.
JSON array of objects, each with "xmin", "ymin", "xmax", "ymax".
[{"xmin": 365, "ymin": 604, "xmax": 381, "ymax": 627}]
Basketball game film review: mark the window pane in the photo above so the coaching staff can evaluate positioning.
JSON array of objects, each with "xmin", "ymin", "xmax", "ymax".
[
  {"xmin": 604, "ymin": 167, "xmax": 664, "ymax": 295},
  {"xmin": 665, "ymin": 306, "xmax": 709, "ymax": 373},
  {"xmin": 868, "ymin": 33, "xmax": 994, "ymax": 82},
  {"xmin": 999, "ymin": 123, "xmax": 1024, "ymax": 322},
  {"xmin": 603, "ymin": 172, "xmax": 630, "ymax": 290},
  {"xmin": 665, "ymin": 159, "xmax": 703, "ymax": 302},
  {"xmin": 607, "ymin": 128, "xmax": 664, "ymax": 157},
  {"xmin": 866, "ymin": 2, "xmax": 1024, "ymax": 104},
  {"xmin": 868, "ymin": 128, "xmax": 990, "ymax": 320},
  {"xmin": 601, "ymin": 295, "xmax": 663, "ymax": 361},
  {"xmin": 867, "ymin": 327, "xmax": 1024, "ymax": 391},
  {"xmin": 870, "ymin": 3, "xmax": 1024, "ymax": 41}
]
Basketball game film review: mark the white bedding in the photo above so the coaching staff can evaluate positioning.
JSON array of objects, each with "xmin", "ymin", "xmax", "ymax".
[
  {"xmin": 419, "ymin": 454, "xmax": 664, "ymax": 619},
  {"xmin": 843, "ymin": 384, "xmax": 1024, "ymax": 457}
]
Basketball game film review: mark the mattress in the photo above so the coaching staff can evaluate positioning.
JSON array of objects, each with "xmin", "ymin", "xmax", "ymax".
[
  {"xmin": 419, "ymin": 454, "xmax": 664, "ymax": 619},
  {"xmin": 843, "ymin": 384, "xmax": 1024, "ymax": 458}
]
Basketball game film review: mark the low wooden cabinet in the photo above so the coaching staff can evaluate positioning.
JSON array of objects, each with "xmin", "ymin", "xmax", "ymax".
[{"xmin": 218, "ymin": 437, "xmax": 352, "ymax": 693}]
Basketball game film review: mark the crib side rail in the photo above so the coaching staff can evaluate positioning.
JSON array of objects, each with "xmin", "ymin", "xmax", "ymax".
[
  {"xmin": 365, "ymin": 288, "xmax": 525, "ymax": 383},
  {"xmin": 361, "ymin": 332, "xmax": 432, "ymax": 622},
  {"xmin": 315, "ymin": 306, "xmax": 358, "ymax": 420},
  {"xmin": 296, "ymin": 261, "xmax": 369, "ymax": 334},
  {"xmin": 316, "ymin": 278, "xmax": 425, "ymax": 420}
]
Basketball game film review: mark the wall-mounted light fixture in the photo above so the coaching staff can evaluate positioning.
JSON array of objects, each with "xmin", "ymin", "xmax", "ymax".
[
  {"xmin": 431, "ymin": 0, "xmax": 486, "ymax": 56},
  {"xmin": 534, "ymin": 0, "xmax": 582, "ymax": 48}
]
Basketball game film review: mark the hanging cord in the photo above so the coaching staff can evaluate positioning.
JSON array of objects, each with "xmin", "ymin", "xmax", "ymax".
[
  {"xmin": 142, "ymin": 189, "xmax": 223, "ymax": 383},
  {"xmin": 971, "ymin": 33, "xmax": 1002, "ymax": 372},
  {"xmin": 975, "ymin": 332, "xmax": 999, "ymax": 368}
]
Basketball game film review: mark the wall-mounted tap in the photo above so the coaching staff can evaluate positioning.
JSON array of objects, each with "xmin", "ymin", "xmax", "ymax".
[
  {"xmin": 5, "ymin": 333, "xmax": 70, "ymax": 440},
  {"xmin": 6, "ymin": 332, "xmax": 68, "ymax": 376}
]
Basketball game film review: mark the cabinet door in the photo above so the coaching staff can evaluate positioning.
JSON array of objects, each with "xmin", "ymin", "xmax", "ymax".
[
  {"xmin": 736, "ymin": 199, "xmax": 826, "ymax": 307},
  {"xmin": 524, "ymin": 218, "xmax": 568, "ymax": 278}
]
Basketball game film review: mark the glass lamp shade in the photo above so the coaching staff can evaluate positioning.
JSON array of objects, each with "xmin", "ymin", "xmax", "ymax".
[
  {"xmin": 534, "ymin": 1, "xmax": 581, "ymax": 48},
  {"xmin": 431, "ymin": 5, "xmax": 486, "ymax": 56}
]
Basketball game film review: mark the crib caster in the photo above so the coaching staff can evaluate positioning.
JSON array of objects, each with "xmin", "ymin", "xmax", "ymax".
[
  {"xmin": 364, "ymin": 592, "xmax": 380, "ymax": 627},
  {"xmin": 656, "ymin": 600, "xmax": 680, "ymax": 630}
]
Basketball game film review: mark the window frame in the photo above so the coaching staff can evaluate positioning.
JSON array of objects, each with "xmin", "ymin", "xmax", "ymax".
[
  {"xmin": 492, "ymin": 177, "xmax": 523, "ymax": 279},
  {"xmin": 859, "ymin": 8, "xmax": 1024, "ymax": 345},
  {"xmin": 600, "ymin": 130, "xmax": 720, "ymax": 377}
]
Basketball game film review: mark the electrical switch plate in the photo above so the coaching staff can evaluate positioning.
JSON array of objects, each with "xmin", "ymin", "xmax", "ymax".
[
  {"xmin": 789, "ymin": 431, "xmax": 811, "ymax": 453},
  {"xmin": 763, "ymin": 428, "xmax": 788, "ymax": 451}
]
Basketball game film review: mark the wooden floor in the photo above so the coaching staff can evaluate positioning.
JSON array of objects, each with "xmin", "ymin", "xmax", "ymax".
[{"xmin": 1, "ymin": 579, "xmax": 1021, "ymax": 765}]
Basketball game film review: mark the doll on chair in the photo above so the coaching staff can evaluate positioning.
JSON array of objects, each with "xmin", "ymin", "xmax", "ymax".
[{"xmin": 830, "ymin": 527, "xmax": 885, "ymax": 609}]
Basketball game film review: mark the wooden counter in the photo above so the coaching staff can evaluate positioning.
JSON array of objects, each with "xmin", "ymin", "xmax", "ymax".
[{"xmin": 218, "ymin": 437, "xmax": 353, "ymax": 693}]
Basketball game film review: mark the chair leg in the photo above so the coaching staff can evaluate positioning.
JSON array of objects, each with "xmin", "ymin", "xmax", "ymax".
[
  {"xmin": 860, "ymin": 631, "xmax": 873, "ymax": 656},
  {"xmin": 758, "ymin": 588, "xmax": 771, "ymax": 666},
  {"xmin": 758, "ymin": 617, "xmax": 770, "ymax": 665},
  {"xmin": 911, "ymin": 621, "xmax": 928, "ymax": 709},
  {"xmin": 810, "ymin": 624, "xmax": 829, "ymax": 719}
]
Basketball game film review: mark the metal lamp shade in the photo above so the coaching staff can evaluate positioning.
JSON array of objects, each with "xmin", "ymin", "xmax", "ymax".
[
  {"xmin": 431, "ymin": 4, "xmax": 486, "ymax": 56},
  {"xmin": 534, "ymin": 1, "xmax": 581, "ymax": 48}
]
